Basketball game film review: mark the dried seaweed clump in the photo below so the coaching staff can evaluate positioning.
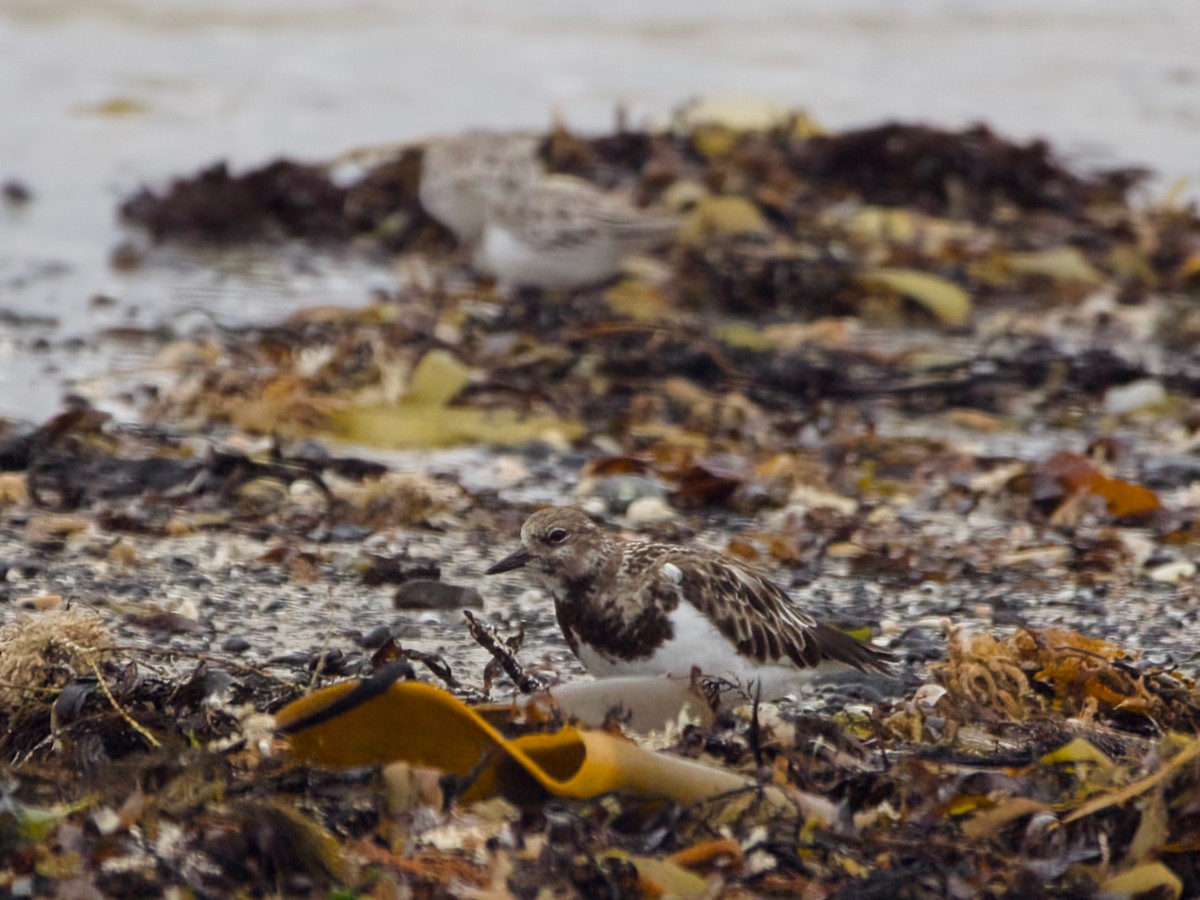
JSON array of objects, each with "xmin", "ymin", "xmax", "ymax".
[
  {"xmin": 338, "ymin": 471, "xmax": 466, "ymax": 530},
  {"xmin": 931, "ymin": 625, "xmax": 1200, "ymax": 733},
  {"xmin": 0, "ymin": 607, "xmax": 112, "ymax": 708},
  {"xmin": 931, "ymin": 625, "xmax": 1035, "ymax": 722}
]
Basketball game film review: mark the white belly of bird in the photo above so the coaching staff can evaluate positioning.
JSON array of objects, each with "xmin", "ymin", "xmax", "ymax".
[
  {"xmin": 573, "ymin": 602, "xmax": 850, "ymax": 699},
  {"xmin": 476, "ymin": 223, "xmax": 622, "ymax": 290}
]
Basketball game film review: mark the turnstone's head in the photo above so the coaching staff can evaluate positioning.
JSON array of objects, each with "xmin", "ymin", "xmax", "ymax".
[
  {"xmin": 485, "ymin": 507, "xmax": 612, "ymax": 587},
  {"xmin": 418, "ymin": 130, "xmax": 543, "ymax": 245}
]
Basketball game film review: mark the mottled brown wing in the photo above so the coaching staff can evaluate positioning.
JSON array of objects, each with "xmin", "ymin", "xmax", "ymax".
[
  {"xmin": 510, "ymin": 181, "xmax": 675, "ymax": 252},
  {"xmin": 509, "ymin": 184, "xmax": 601, "ymax": 251},
  {"xmin": 584, "ymin": 194, "xmax": 678, "ymax": 247},
  {"xmin": 659, "ymin": 551, "xmax": 892, "ymax": 674}
]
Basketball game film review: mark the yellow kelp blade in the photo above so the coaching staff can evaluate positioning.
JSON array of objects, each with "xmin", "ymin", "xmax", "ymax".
[
  {"xmin": 855, "ymin": 267, "xmax": 971, "ymax": 326},
  {"xmin": 484, "ymin": 727, "xmax": 753, "ymax": 806},
  {"xmin": 275, "ymin": 674, "xmax": 511, "ymax": 784},
  {"xmin": 276, "ymin": 675, "xmax": 755, "ymax": 807}
]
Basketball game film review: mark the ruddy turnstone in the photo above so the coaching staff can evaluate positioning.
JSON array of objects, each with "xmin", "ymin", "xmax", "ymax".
[
  {"xmin": 485, "ymin": 508, "xmax": 891, "ymax": 698},
  {"xmin": 473, "ymin": 176, "xmax": 678, "ymax": 290},
  {"xmin": 418, "ymin": 130, "xmax": 543, "ymax": 245}
]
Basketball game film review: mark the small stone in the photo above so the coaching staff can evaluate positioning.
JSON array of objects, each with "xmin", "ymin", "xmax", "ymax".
[
  {"xmin": 359, "ymin": 554, "xmax": 441, "ymax": 586},
  {"xmin": 287, "ymin": 479, "xmax": 328, "ymax": 516},
  {"xmin": 326, "ymin": 523, "xmax": 373, "ymax": 542},
  {"xmin": 624, "ymin": 496, "xmax": 675, "ymax": 524},
  {"xmin": 393, "ymin": 579, "xmax": 483, "ymax": 610},
  {"xmin": 1147, "ymin": 560, "xmax": 1195, "ymax": 584},
  {"xmin": 1141, "ymin": 455, "xmax": 1200, "ymax": 489},
  {"xmin": 359, "ymin": 624, "xmax": 393, "ymax": 648},
  {"xmin": 588, "ymin": 475, "xmax": 665, "ymax": 514},
  {"xmin": 91, "ymin": 807, "xmax": 121, "ymax": 836},
  {"xmin": 1103, "ymin": 379, "xmax": 1165, "ymax": 415},
  {"xmin": 825, "ymin": 541, "xmax": 867, "ymax": 559},
  {"xmin": 221, "ymin": 636, "xmax": 251, "ymax": 654}
]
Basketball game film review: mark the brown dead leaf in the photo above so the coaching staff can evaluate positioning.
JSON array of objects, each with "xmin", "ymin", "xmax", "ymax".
[
  {"xmin": 960, "ymin": 797, "xmax": 1050, "ymax": 841},
  {"xmin": 1098, "ymin": 862, "xmax": 1182, "ymax": 899},
  {"xmin": 1038, "ymin": 450, "xmax": 1161, "ymax": 519},
  {"xmin": 671, "ymin": 455, "xmax": 749, "ymax": 509},
  {"xmin": 668, "ymin": 837, "xmax": 745, "ymax": 873},
  {"xmin": 855, "ymin": 267, "xmax": 972, "ymax": 326},
  {"xmin": 725, "ymin": 537, "xmax": 760, "ymax": 562},
  {"xmin": 1125, "ymin": 788, "xmax": 1170, "ymax": 866},
  {"xmin": 1064, "ymin": 736, "xmax": 1200, "ymax": 824}
]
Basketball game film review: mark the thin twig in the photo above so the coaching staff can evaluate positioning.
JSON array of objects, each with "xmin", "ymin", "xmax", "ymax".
[
  {"xmin": 307, "ymin": 588, "xmax": 337, "ymax": 692},
  {"xmin": 403, "ymin": 649, "xmax": 459, "ymax": 689},
  {"xmin": 85, "ymin": 653, "xmax": 161, "ymax": 749},
  {"xmin": 111, "ymin": 643, "xmax": 303, "ymax": 686},
  {"xmin": 0, "ymin": 680, "xmax": 63, "ymax": 699}
]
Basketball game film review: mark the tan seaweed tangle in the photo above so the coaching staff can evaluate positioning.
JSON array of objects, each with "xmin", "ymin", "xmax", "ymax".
[
  {"xmin": 0, "ymin": 606, "xmax": 112, "ymax": 708},
  {"xmin": 932, "ymin": 624, "xmax": 1033, "ymax": 721}
]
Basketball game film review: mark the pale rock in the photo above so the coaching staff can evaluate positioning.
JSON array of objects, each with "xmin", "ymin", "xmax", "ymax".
[
  {"xmin": 1104, "ymin": 379, "xmax": 1166, "ymax": 414},
  {"xmin": 1147, "ymin": 560, "xmax": 1195, "ymax": 584},
  {"xmin": 624, "ymin": 496, "xmax": 675, "ymax": 524}
]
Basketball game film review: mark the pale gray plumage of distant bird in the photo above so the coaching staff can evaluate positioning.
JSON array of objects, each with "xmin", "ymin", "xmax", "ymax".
[
  {"xmin": 417, "ymin": 130, "xmax": 543, "ymax": 245},
  {"xmin": 473, "ymin": 176, "xmax": 678, "ymax": 290},
  {"xmin": 486, "ymin": 507, "xmax": 892, "ymax": 699}
]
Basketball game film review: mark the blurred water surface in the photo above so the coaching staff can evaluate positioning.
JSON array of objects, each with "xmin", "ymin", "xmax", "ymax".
[{"xmin": 1, "ymin": 0, "xmax": 1197, "ymax": 419}]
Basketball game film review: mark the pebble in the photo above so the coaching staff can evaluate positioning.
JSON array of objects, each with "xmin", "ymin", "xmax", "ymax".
[
  {"xmin": 393, "ymin": 579, "xmax": 484, "ymax": 610},
  {"xmin": 588, "ymin": 475, "xmax": 665, "ymax": 514},
  {"xmin": 221, "ymin": 636, "xmax": 251, "ymax": 654},
  {"xmin": 892, "ymin": 623, "xmax": 947, "ymax": 664},
  {"xmin": 325, "ymin": 523, "xmax": 374, "ymax": 542},
  {"xmin": 1147, "ymin": 560, "xmax": 1195, "ymax": 584},
  {"xmin": 1141, "ymin": 454, "xmax": 1200, "ymax": 489},
  {"xmin": 624, "ymin": 496, "xmax": 675, "ymax": 524},
  {"xmin": 1103, "ymin": 379, "xmax": 1165, "ymax": 414},
  {"xmin": 359, "ymin": 554, "xmax": 441, "ymax": 586},
  {"xmin": 359, "ymin": 624, "xmax": 393, "ymax": 648}
]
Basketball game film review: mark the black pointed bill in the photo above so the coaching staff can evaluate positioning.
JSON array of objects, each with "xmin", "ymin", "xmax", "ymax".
[{"xmin": 485, "ymin": 546, "xmax": 532, "ymax": 575}]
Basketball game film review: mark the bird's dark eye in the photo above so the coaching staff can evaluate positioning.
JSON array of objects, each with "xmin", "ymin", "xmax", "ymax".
[{"xmin": 547, "ymin": 528, "xmax": 569, "ymax": 544}]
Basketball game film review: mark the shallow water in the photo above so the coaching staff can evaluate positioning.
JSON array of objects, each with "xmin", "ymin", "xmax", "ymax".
[{"xmin": 2, "ymin": 0, "xmax": 1198, "ymax": 420}]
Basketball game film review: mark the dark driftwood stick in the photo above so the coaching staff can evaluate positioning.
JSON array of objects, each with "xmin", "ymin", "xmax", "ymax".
[{"xmin": 464, "ymin": 611, "xmax": 546, "ymax": 694}]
